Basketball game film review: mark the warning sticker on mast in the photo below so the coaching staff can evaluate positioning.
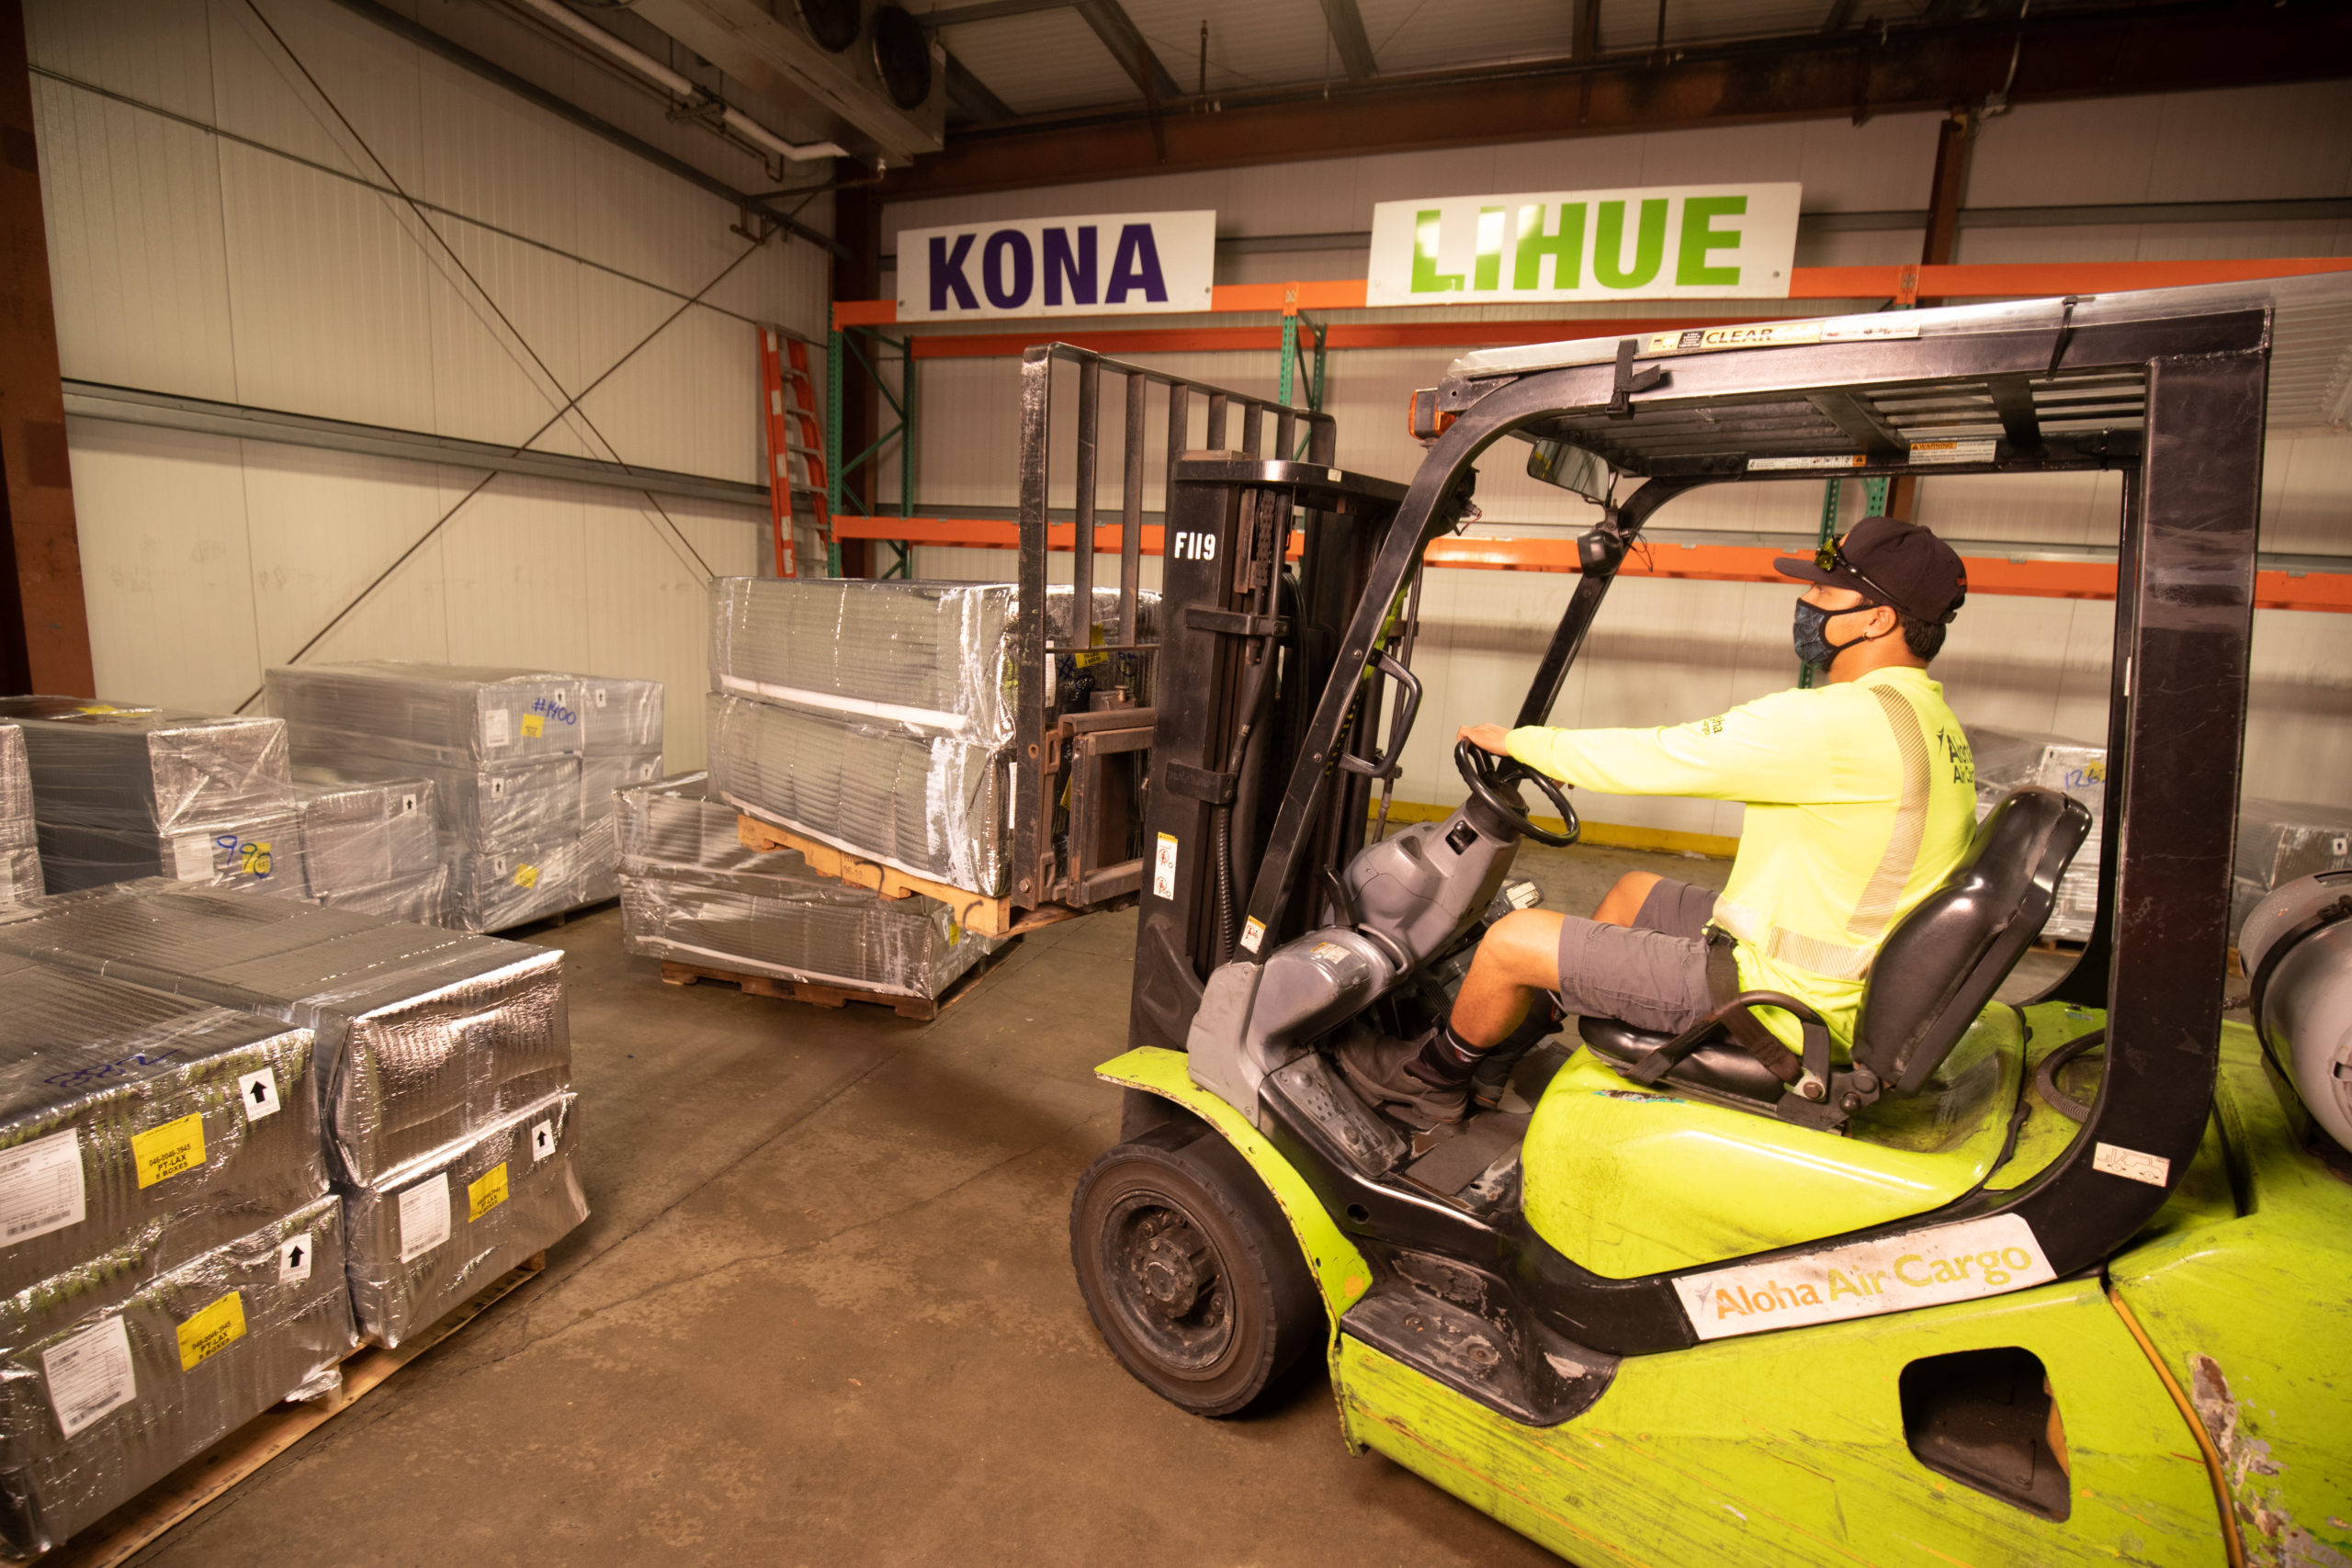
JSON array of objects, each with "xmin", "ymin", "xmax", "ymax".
[{"xmin": 1672, "ymin": 1215, "xmax": 2055, "ymax": 1341}]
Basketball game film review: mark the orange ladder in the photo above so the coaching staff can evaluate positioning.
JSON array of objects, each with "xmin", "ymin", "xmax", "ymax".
[{"xmin": 758, "ymin": 328, "xmax": 830, "ymax": 577}]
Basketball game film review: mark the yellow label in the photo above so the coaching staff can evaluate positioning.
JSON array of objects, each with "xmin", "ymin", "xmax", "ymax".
[
  {"xmin": 468, "ymin": 1163, "xmax": 510, "ymax": 1222},
  {"xmin": 1075, "ymin": 623, "xmax": 1108, "ymax": 667},
  {"xmin": 132, "ymin": 1113, "xmax": 206, "ymax": 1189},
  {"xmin": 513, "ymin": 863, "xmax": 540, "ymax": 889},
  {"xmin": 521, "ymin": 714, "xmax": 545, "ymax": 738},
  {"xmin": 175, "ymin": 1291, "xmax": 246, "ymax": 1371},
  {"xmin": 240, "ymin": 840, "xmax": 273, "ymax": 876},
  {"xmin": 945, "ymin": 919, "xmax": 964, "ymax": 945}
]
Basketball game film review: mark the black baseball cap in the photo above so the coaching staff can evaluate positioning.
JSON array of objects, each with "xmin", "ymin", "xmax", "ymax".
[{"xmin": 1775, "ymin": 515, "xmax": 1968, "ymax": 625}]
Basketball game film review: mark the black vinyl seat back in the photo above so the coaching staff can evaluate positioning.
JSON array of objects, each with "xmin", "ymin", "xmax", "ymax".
[{"xmin": 1853, "ymin": 786, "xmax": 2094, "ymax": 1096}]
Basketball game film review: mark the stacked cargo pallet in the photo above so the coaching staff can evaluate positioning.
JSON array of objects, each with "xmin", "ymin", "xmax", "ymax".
[
  {"xmin": 0, "ymin": 720, "xmax": 37, "ymax": 905},
  {"xmin": 0, "ymin": 698, "xmax": 307, "ymax": 900},
  {"xmin": 0, "ymin": 879, "xmax": 587, "ymax": 1554},
  {"xmin": 618, "ymin": 773, "xmax": 1007, "ymax": 1017},
  {"xmin": 1969, "ymin": 727, "xmax": 2106, "ymax": 943},
  {"xmin": 266, "ymin": 664, "xmax": 661, "ymax": 932},
  {"xmin": 703, "ymin": 578, "xmax": 1150, "ymax": 904},
  {"xmin": 294, "ymin": 769, "xmax": 447, "ymax": 922}
]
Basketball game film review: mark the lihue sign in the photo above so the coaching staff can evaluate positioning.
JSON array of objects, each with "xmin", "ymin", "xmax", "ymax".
[
  {"xmin": 897, "ymin": 209, "xmax": 1216, "ymax": 321},
  {"xmin": 1367, "ymin": 184, "xmax": 1801, "ymax": 305}
]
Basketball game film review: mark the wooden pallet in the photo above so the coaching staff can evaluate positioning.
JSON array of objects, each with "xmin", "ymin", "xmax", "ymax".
[
  {"xmin": 734, "ymin": 815, "xmax": 1083, "ymax": 939},
  {"xmin": 10, "ymin": 1253, "xmax": 548, "ymax": 1568},
  {"xmin": 659, "ymin": 935, "xmax": 1018, "ymax": 1021}
]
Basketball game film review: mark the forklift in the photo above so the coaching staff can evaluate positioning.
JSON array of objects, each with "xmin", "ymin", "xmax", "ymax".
[{"xmin": 1061, "ymin": 277, "xmax": 2352, "ymax": 1566}]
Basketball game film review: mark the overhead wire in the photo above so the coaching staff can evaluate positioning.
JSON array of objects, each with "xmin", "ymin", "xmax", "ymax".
[{"xmin": 238, "ymin": 0, "xmax": 728, "ymax": 587}]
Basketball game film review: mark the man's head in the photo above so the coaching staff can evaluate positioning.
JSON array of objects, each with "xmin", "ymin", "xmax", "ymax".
[{"xmin": 1776, "ymin": 515, "xmax": 1967, "ymax": 662}]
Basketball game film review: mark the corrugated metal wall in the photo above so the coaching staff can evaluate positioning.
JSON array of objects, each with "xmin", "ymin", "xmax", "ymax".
[
  {"xmin": 883, "ymin": 85, "xmax": 2352, "ymax": 833},
  {"xmin": 29, "ymin": 0, "xmax": 830, "ymax": 769}
]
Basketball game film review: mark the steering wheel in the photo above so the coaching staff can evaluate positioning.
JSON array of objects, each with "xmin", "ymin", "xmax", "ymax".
[{"xmin": 1455, "ymin": 739, "xmax": 1580, "ymax": 848}]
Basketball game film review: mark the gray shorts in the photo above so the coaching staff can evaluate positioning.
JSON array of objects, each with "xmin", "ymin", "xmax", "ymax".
[{"xmin": 1552, "ymin": 878, "xmax": 1715, "ymax": 1035}]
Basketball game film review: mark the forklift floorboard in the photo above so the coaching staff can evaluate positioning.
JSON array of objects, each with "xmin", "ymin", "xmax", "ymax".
[{"xmin": 135, "ymin": 842, "xmax": 2075, "ymax": 1566}]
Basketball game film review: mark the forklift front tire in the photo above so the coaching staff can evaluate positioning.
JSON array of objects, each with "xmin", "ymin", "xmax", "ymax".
[{"xmin": 1069, "ymin": 1132, "xmax": 1321, "ymax": 1417}]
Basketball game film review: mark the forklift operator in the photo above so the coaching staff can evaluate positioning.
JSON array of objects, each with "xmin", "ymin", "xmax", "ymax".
[{"xmin": 1340, "ymin": 515, "xmax": 1979, "ymax": 1127}]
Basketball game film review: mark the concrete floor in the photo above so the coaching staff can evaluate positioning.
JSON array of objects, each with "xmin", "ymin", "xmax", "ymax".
[{"xmin": 139, "ymin": 841, "xmax": 2080, "ymax": 1567}]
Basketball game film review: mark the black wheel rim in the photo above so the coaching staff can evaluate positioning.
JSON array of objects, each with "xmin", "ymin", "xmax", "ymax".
[{"xmin": 1098, "ymin": 1190, "xmax": 1234, "ymax": 1373}]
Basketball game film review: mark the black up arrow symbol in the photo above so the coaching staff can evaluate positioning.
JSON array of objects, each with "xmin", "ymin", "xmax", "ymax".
[
  {"xmin": 287, "ymin": 1244, "xmax": 304, "ymax": 1268},
  {"xmin": 250, "ymin": 1081, "xmax": 268, "ymax": 1103},
  {"xmin": 536, "ymin": 1129, "xmax": 550, "ymax": 1152}
]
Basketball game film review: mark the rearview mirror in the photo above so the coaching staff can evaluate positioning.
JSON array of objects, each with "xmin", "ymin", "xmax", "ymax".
[{"xmin": 1525, "ymin": 438, "xmax": 1613, "ymax": 503}]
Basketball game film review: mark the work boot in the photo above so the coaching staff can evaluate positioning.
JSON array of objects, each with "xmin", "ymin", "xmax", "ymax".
[{"xmin": 1338, "ymin": 1030, "xmax": 1471, "ymax": 1128}]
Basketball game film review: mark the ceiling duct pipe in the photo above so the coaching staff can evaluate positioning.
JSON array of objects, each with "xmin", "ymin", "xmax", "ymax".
[{"xmin": 509, "ymin": 0, "xmax": 848, "ymax": 163}]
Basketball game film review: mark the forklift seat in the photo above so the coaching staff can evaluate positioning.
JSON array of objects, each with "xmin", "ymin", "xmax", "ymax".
[{"xmin": 1578, "ymin": 786, "xmax": 2093, "ymax": 1122}]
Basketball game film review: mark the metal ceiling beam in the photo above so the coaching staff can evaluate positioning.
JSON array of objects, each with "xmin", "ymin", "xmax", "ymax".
[
  {"xmin": 1317, "ymin": 0, "xmax": 1379, "ymax": 83},
  {"xmin": 1073, "ymin": 0, "xmax": 1182, "ymax": 103},
  {"xmin": 883, "ymin": 4, "xmax": 2352, "ymax": 197},
  {"xmin": 944, "ymin": 51, "xmax": 1014, "ymax": 123},
  {"xmin": 920, "ymin": 0, "xmax": 1071, "ymax": 25},
  {"xmin": 62, "ymin": 381, "xmax": 770, "ymax": 511}
]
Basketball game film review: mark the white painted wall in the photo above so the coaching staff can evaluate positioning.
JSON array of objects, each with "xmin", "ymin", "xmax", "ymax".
[
  {"xmin": 30, "ymin": 0, "xmax": 832, "ymax": 769},
  {"xmin": 881, "ymin": 84, "xmax": 2352, "ymax": 834}
]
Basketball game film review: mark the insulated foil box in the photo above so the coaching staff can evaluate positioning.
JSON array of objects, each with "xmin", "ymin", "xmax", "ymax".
[
  {"xmin": 342, "ymin": 1090, "xmax": 582, "ymax": 1348},
  {"xmin": 0, "ymin": 884, "xmax": 570, "ymax": 1187},
  {"xmin": 1970, "ymin": 726, "xmax": 2106, "ymax": 943},
  {"xmin": 0, "ymin": 953, "xmax": 326, "ymax": 1328},
  {"xmin": 292, "ymin": 770, "xmax": 439, "ymax": 896},
  {"xmin": 2233, "ymin": 797, "xmax": 2352, "ymax": 943},
  {"xmin": 266, "ymin": 664, "xmax": 588, "ymax": 768},
  {"xmin": 705, "ymin": 693, "xmax": 1007, "ymax": 896},
  {"xmin": 316, "ymin": 866, "xmax": 449, "ymax": 926},
  {"xmin": 0, "ymin": 699, "xmax": 290, "ymax": 837},
  {"xmin": 447, "ymin": 834, "xmax": 595, "ymax": 932},
  {"xmin": 291, "ymin": 748, "xmax": 579, "ymax": 855},
  {"xmin": 36, "ymin": 809, "xmax": 309, "ymax": 899},
  {"xmin": 0, "ymin": 1195, "xmax": 352, "ymax": 1557},
  {"xmin": 0, "ymin": 724, "xmax": 36, "ymax": 906},
  {"xmin": 617, "ymin": 775, "xmax": 1003, "ymax": 998}
]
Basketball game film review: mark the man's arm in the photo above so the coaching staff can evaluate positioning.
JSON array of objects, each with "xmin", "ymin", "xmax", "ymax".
[{"xmin": 1485, "ymin": 689, "xmax": 1875, "ymax": 805}]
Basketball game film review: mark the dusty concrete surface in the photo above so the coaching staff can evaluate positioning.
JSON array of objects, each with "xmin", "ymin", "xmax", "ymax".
[{"xmin": 133, "ymin": 840, "xmax": 2086, "ymax": 1567}]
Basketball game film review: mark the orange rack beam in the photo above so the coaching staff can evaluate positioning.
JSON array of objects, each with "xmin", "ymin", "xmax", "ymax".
[{"xmin": 830, "ymin": 517, "xmax": 2352, "ymax": 615}]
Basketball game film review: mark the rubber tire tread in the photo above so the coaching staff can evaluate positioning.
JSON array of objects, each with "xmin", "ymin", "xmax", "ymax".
[{"xmin": 1069, "ymin": 1132, "xmax": 1322, "ymax": 1417}]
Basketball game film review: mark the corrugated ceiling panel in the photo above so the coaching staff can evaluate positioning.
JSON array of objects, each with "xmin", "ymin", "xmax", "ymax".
[
  {"xmin": 1123, "ymin": 0, "xmax": 1332, "ymax": 95},
  {"xmin": 1359, "ymin": 0, "xmax": 1577, "ymax": 76},
  {"xmin": 1597, "ymin": 0, "xmax": 1924, "ymax": 51},
  {"xmin": 939, "ymin": 11, "xmax": 1132, "ymax": 116}
]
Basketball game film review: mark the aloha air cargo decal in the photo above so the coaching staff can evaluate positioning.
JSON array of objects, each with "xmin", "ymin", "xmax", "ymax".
[
  {"xmin": 1367, "ymin": 184, "xmax": 1800, "ymax": 306},
  {"xmin": 898, "ymin": 210, "xmax": 1216, "ymax": 321},
  {"xmin": 1672, "ymin": 1214, "xmax": 2056, "ymax": 1340}
]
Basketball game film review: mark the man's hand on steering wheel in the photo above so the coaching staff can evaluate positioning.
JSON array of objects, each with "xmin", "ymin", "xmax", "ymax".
[
  {"xmin": 1454, "ymin": 732, "xmax": 1580, "ymax": 848},
  {"xmin": 1457, "ymin": 723, "xmax": 1510, "ymax": 756}
]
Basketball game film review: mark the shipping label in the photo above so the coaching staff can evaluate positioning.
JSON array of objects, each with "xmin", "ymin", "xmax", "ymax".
[
  {"xmin": 175, "ymin": 1291, "xmax": 247, "ymax": 1371},
  {"xmin": 130, "ymin": 1113, "xmax": 206, "ymax": 1189},
  {"xmin": 398, "ymin": 1174, "xmax": 452, "ymax": 1262},
  {"xmin": 0, "ymin": 1129, "xmax": 86, "ymax": 1244},
  {"xmin": 44, "ymin": 1316, "xmax": 135, "ymax": 1438},
  {"xmin": 468, "ymin": 1163, "xmax": 510, "ymax": 1223}
]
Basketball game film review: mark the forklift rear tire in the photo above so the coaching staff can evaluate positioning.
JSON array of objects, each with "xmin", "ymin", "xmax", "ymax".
[{"xmin": 1069, "ymin": 1131, "xmax": 1321, "ymax": 1417}]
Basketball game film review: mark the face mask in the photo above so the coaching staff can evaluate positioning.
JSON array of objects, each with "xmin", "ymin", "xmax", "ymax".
[{"xmin": 1793, "ymin": 601, "xmax": 1892, "ymax": 668}]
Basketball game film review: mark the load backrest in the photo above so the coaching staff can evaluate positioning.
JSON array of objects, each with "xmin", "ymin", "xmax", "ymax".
[{"xmin": 1852, "ymin": 786, "xmax": 2094, "ymax": 1096}]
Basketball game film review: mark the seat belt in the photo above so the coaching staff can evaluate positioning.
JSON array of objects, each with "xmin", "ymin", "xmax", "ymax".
[{"xmin": 1702, "ymin": 928, "xmax": 1804, "ymax": 1086}]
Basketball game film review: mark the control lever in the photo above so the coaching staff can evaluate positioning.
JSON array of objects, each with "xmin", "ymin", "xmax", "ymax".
[{"xmin": 1340, "ymin": 649, "xmax": 1422, "ymax": 780}]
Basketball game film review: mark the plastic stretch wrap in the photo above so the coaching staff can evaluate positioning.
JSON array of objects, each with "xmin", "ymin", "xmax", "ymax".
[
  {"xmin": 0, "ymin": 883, "xmax": 571, "ymax": 1187},
  {"xmin": 2232, "ymin": 797, "xmax": 2352, "ymax": 942},
  {"xmin": 342, "ymin": 1090, "xmax": 582, "ymax": 1348},
  {"xmin": 582, "ymin": 751, "xmax": 662, "ymax": 828},
  {"xmin": 618, "ymin": 776, "xmax": 1004, "ymax": 998},
  {"xmin": 447, "ymin": 835, "xmax": 594, "ymax": 932},
  {"xmin": 265, "ymin": 664, "xmax": 587, "ymax": 767},
  {"xmin": 1969, "ymin": 726, "xmax": 2104, "ymax": 942},
  {"xmin": 568, "ymin": 678, "xmax": 662, "ymax": 756},
  {"xmin": 0, "ymin": 851, "xmax": 36, "ymax": 910},
  {"xmin": 0, "ymin": 1194, "xmax": 352, "ymax": 1556},
  {"xmin": 0, "ymin": 701, "xmax": 290, "ymax": 837},
  {"xmin": 0, "ymin": 724, "xmax": 33, "ymax": 849},
  {"xmin": 316, "ymin": 867, "xmax": 449, "ymax": 926},
  {"xmin": 292, "ymin": 748, "xmax": 577, "ymax": 855},
  {"xmin": 0, "ymin": 953, "xmax": 325, "ymax": 1324},
  {"xmin": 36, "ymin": 810, "xmax": 308, "ymax": 899},
  {"xmin": 576, "ymin": 818, "xmax": 618, "ymax": 907},
  {"xmin": 705, "ymin": 693, "xmax": 1006, "ymax": 895},
  {"xmin": 707, "ymin": 579, "xmax": 1153, "ymax": 747},
  {"xmin": 292, "ymin": 772, "xmax": 438, "ymax": 895}
]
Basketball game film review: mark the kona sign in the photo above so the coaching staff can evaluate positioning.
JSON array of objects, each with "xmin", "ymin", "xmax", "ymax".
[
  {"xmin": 1366, "ymin": 184, "xmax": 1801, "ymax": 305},
  {"xmin": 897, "ymin": 209, "xmax": 1216, "ymax": 321}
]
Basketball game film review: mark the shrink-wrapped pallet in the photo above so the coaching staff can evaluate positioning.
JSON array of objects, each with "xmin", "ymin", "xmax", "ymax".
[
  {"xmin": 263, "ymin": 664, "xmax": 585, "ymax": 767},
  {"xmin": 0, "ymin": 1195, "xmax": 352, "ymax": 1556},
  {"xmin": 0, "ymin": 700, "xmax": 292, "ymax": 838},
  {"xmin": 0, "ymin": 884, "xmax": 570, "ymax": 1188},
  {"xmin": 315, "ymin": 867, "xmax": 449, "ymax": 926},
  {"xmin": 1969, "ymin": 726, "xmax": 2105, "ymax": 942},
  {"xmin": 447, "ymin": 835, "xmax": 595, "ymax": 932},
  {"xmin": 290, "ymin": 750, "xmax": 579, "ymax": 854},
  {"xmin": 292, "ymin": 773, "xmax": 437, "ymax": 887},
  {"xmin": 2232, "ymin": 797, "xmax": 2352, "ymax": 942},
  {"xmin": 341, "ymin": 1090, "xmax": 582, "ymax": 1348},
  {"xmin": 0, "ymin": 723, "xmax": 37, "ymax": 907},
  {"xmin": 618, "ymin": 775, "xmax": 1003, "ymax": 998},
  {"xmin": 570, "ymin": 676, "xmax": 662, "ymax": 758},
  {"xmin": 36, "ymin": 810, "xmax": 308, "ymax": 899},
  {"xmin": 0, "ymin": 953, "xmax": 325, "ymax": 1322}
]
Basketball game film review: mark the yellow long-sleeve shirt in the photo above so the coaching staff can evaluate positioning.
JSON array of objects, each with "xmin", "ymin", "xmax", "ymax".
[{"xmin": 1506, "ymin": 666, "xmax": 1977, "ymax": 1054}]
